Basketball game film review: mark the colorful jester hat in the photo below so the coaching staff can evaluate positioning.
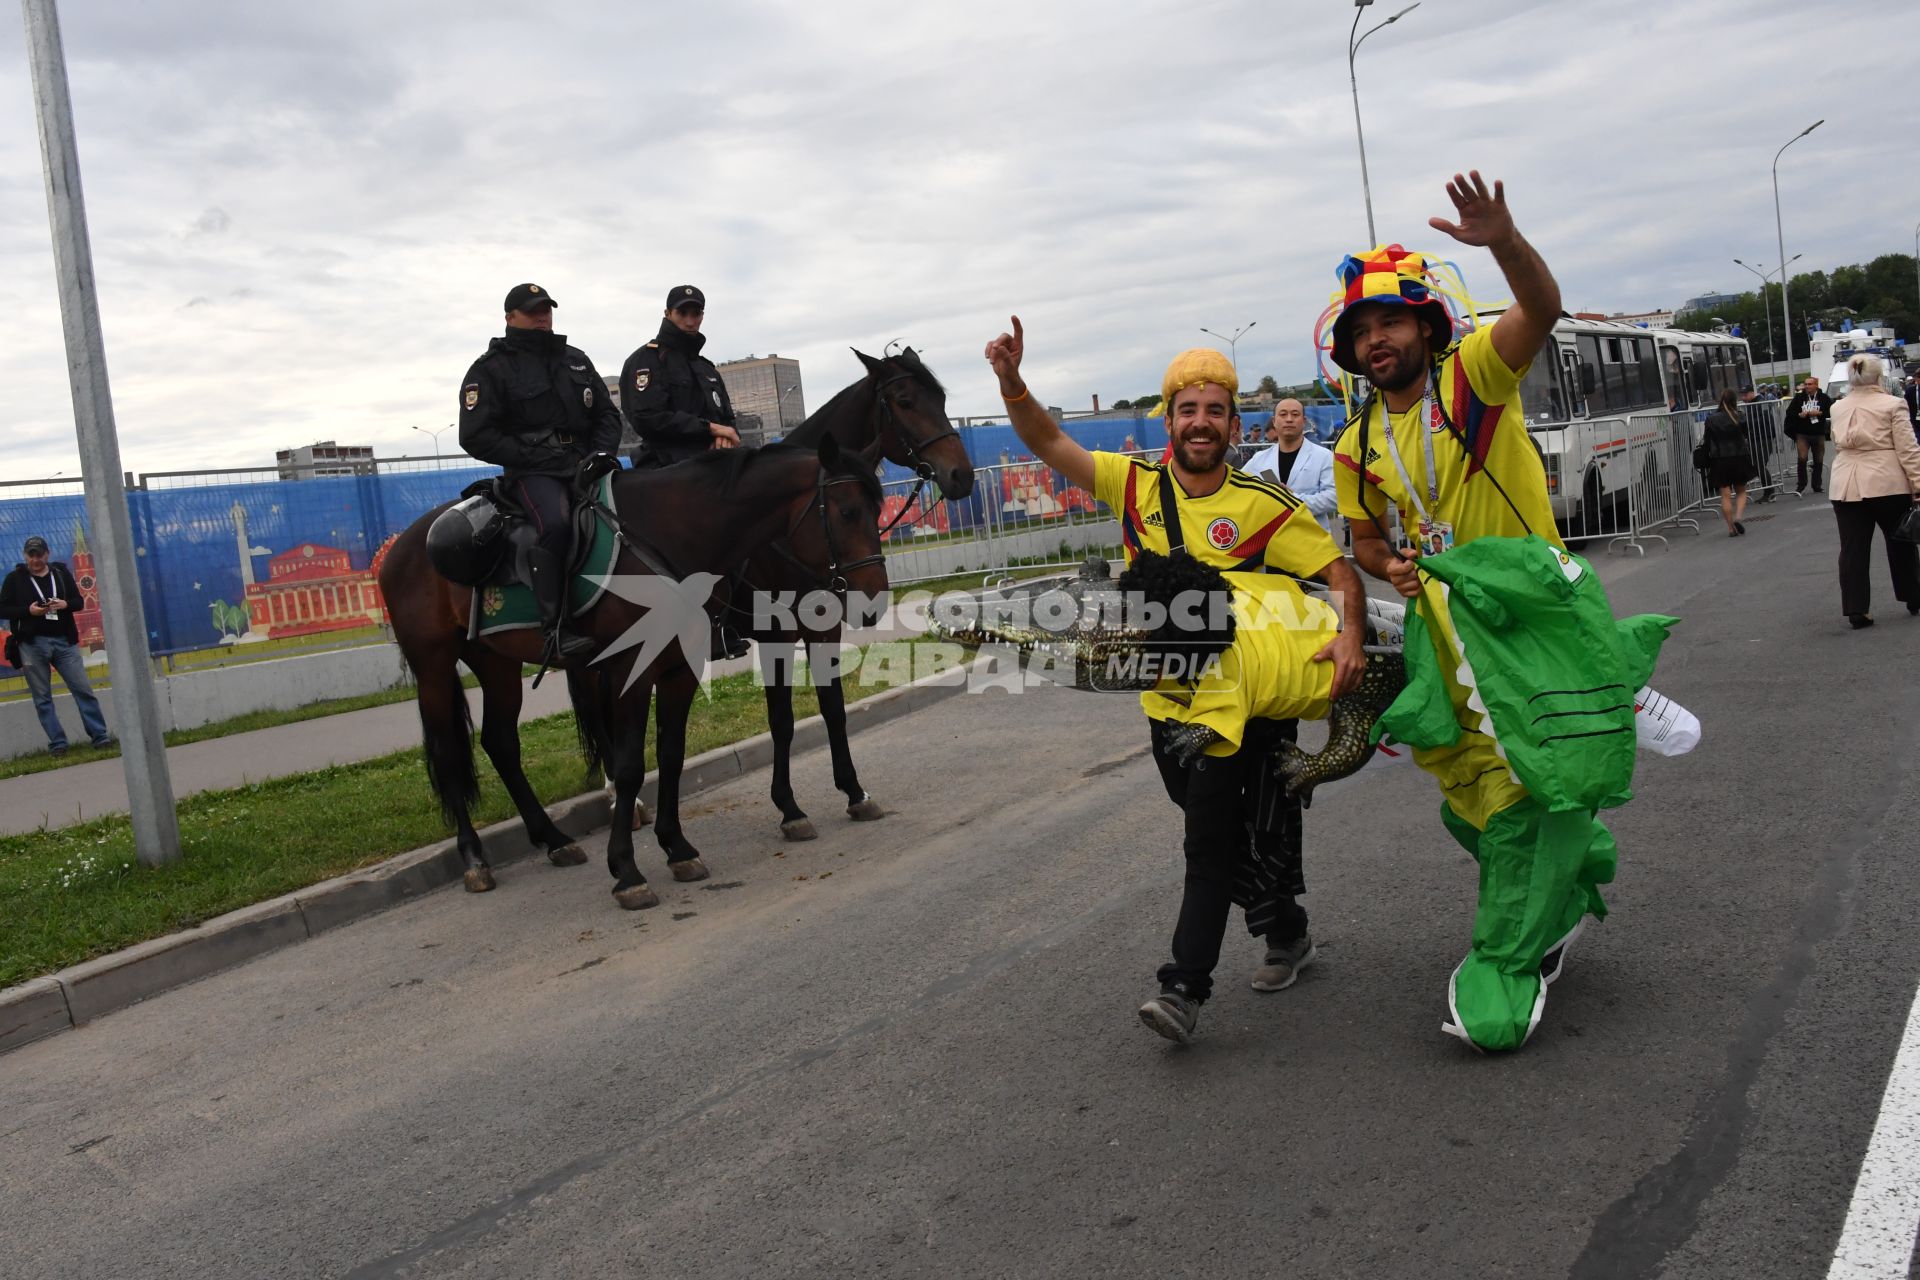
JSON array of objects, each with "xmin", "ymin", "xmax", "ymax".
[
  {"xmin": 1161, "ymin": 347, "xmax": 1239, "ymax": 409},
  {"xmin": 1322, "ymin": 245, "xmax": 1476, "ymax": 377}
]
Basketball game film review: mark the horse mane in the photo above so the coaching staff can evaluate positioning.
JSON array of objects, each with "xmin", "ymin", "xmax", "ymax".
[
  {"xmin": 781, "ymin": 349, "xmax": 946, "ymax": 450},
  {"xmin": 655, "ymin": 442, "xmax": 880, "ymax": 507}
]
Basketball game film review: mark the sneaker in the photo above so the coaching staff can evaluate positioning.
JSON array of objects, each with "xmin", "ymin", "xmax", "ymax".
[
  {"xmin": 1251, "ymin": 936, "xmax": 1318, "ymax": 992},
  {"xmin": 90, "ymin": 735, "xmax": 117, "ymax": 750},
  {"xmin": 1137, "ymin": 987, "xmax": 1199, "ymax": 1044},
  {"xmin": 48, "ymin": 743, "xmax": 67, "ymax": 758}
]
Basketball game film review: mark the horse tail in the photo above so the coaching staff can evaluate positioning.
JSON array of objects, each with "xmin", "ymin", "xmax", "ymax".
[
  {"xmin": 417, "ymin": 661, "xmax": 479, "ymax": 829},
  {"xmin": 564, "ymin": 664, "xmax": 607, "ymax": 779}
]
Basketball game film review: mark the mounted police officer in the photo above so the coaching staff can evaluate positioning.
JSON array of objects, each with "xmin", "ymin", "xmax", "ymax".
[
  {"xmin": 622, "ymin": 284, "xmax": 751, "ymax": 660},
  {"xmin": 457, "ymin": 282, "xmax": 622, "ymax": 664},
  {"xmin": 622, "ymin": 285, "xmax": 740, "ymax": 466}
]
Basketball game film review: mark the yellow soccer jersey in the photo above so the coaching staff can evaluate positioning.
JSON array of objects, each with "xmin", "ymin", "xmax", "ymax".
[
  {"xmin": 1332, "ymin": 326, "xmax": 1561, "ymax": 547},
  {"xmin": 1092, "ymin": 452, "xmax": 1341, "ymax": 578},
  {"xmin": 1141, "ymin": 576, "xmax": 1340, "ymax": 757}
]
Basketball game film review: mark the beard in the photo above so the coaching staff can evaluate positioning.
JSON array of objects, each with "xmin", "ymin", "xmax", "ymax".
[
  {"xmin": 1367, "ymin": 342, "xmax": 1428, "ymax": 393},
  {"xmin": 1171, "ymin": 432, "xmax": 1226, "ymax": 472}
]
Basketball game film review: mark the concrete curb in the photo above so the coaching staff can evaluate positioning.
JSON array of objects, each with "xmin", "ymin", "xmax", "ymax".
[{"xmin": 0, "ymin": 663, "xmax": 975, "ymax": 1056}]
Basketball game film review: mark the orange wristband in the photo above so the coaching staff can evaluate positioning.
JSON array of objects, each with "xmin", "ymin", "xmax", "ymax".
[{"xmin": 1002, "ymin": 385, "xmax": 1029, "ymax": 404}]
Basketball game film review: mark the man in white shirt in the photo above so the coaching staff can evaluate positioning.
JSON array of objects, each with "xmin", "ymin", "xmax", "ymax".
[{"xmin": 1244, "ymin": 399, "xmax": 1337, "ymax": 520}]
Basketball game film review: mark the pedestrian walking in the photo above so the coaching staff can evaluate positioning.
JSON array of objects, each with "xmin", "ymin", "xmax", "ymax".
[
  {"xmin": 1702, "ymin": 389, "xmax": 1757, "ymax": 536},
  {"xmin": 0, "ymin": 535, "xmax": 113, "ymax": 755},
  {"xmin": 1826, "ymin": 353, "xmax": 1920, "ymax": 628},
  {"xmin": 985, "ymin": 316, "xmax": 1367, "ymax": 1045},
  {"xmin": 1784, "ymin": 374, "xmax": 1834, "ymax": 493}
]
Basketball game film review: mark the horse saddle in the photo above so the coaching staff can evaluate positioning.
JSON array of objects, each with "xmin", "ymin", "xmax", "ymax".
[{"xmin": 425, "ymin": 475, "xmax": 622, "ymax": 639}]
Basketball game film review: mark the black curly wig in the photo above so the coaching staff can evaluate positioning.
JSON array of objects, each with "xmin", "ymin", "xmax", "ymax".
[{"xmin": 1114, "ymin": 549, "xmax": 1237, "ymax": 675}]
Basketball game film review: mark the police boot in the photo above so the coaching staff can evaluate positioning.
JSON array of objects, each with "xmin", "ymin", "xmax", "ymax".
[
  {"xmin": 527, "ymin": 548, "xmax": 596, "ymax": 664},
  {"xmin": 710, "ymin": 619, "xmax": 751, "ymax": 662}
]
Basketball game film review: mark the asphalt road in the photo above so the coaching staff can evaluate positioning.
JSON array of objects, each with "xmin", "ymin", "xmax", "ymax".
[{"xmin": 5, "ymin": 496, "xmax": 1919, "ymax": 1279}]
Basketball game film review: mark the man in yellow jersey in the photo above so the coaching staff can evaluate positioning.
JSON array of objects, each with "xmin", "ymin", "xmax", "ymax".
[
  {"xmin": 1330, "ymin": 171, "xmax": 1614, "ymax": 1051},
  {"xmin": 984, "ymin": 318, "xmax": 1367, "ymax": 1044}
]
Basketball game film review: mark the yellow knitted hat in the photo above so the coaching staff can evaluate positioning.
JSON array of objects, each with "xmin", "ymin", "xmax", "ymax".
[{"xmin": 1160, "ymin": 348, "xmax": 1238, "ymax": 411}]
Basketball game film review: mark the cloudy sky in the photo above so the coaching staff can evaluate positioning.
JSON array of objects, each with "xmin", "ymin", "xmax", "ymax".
[{"xmin": 0, "ymin": 0, "xmax": 1898, "ymax": 479}]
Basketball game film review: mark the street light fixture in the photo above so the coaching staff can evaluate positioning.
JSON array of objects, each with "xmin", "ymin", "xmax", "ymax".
[
  {"xmin": 1772, "ymin": 119, "xmax": 1822, "ymax": 380},
  {"xmin": 1733, "ymin": 254, "xmax": 1800, "ymax": 367},
  {"xmin": 1348, "ymin": 0, "xmax": 1420, "ymax": 247},
  {"xmin": 1199, "ymin": 322, "xmax": 1257, "ymax": 382},
  {"xmin": 413, "ymin": 422, "xmax": 453, "ymax": 460}
]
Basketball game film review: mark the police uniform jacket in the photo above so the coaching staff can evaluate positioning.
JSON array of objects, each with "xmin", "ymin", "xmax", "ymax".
[
  {"xmin": 622, "ymin": 319, "xmax": 736, "ymax": 465},
  {"xmin": 458, "ymin": 328, "xmax": 623, "ymax": 478}
]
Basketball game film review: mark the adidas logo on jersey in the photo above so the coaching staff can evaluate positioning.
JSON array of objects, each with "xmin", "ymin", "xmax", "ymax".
[{"xmin": 1142, "ymin": 510, "xmax": 1165, "ymax": 528}]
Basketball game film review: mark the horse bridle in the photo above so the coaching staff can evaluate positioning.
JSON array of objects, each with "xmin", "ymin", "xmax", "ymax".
[
  {"xmin": 759, "ymin": 465, "xmax": 886, "ymax": 596},
  {"xmin": 872, "ymin": 368, "xmax": 960, "ymax": 536}
]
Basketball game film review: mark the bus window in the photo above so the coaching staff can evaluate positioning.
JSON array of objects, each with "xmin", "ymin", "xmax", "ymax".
[
  {"xmin": 1730, "ymin": 344, "xmax": 1753, "ymax": 390},
  {"xmin": 1690, "ymin": 346, "xmax": 1711, "ymax": 398},
  {"xmin": 1662, "ymin": 346, "xmax": 1685, "ymax": 410},
  {"xmin": 1578, "ymin": 334, "xmax": 1606, "ymax": 411},
  {"xmin": 1603, "ymin": 337, "xmax": 1631, "ymax": 409},
  {"xmin": 1518, "ymin": 339, "xmax": 1566, "ymax": 421},
  {"xmin": 1635, "ymin": 337, "xmax": 1662, "ymax": 408}
]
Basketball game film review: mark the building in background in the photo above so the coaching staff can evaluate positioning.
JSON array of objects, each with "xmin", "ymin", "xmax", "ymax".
[
  {"xmin": 716, "ymin": 355, "xmax": 805, "ymax": 444},
  {"xmin": 277, "ymin": 441, "xmax": 374, "ymax": 481},
  {"xmin": 1610, "ymin": 309, "xmax": 1676, "ymax": 328}
]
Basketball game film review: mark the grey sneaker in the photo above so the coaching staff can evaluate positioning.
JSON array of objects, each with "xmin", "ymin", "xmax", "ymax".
[
  {"xmin": 1251, "ymin": 936, "xmax": 1317, "ymax": 992},
  {"xmin": 1138, "ymin": 988, "xmax": 1199, "ymax": 1044}
]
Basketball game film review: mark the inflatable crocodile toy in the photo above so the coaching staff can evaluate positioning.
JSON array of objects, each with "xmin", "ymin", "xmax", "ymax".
[{"xmin": 930, "ymin": 553, "xmax": 1408, "ymax": 802}]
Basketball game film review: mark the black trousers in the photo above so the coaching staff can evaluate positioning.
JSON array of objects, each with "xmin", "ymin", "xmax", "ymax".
[
  {"xmin": 509, "ymin": 474, "xmax": 571, "ymax": 557},
  {"xmin": 1834, "ymin": 494, "xmax": 1920, "ymax": 617},
  {"xmin": 1149, "ymin": 719, "xmax": 1308, "ymax": 1003}
]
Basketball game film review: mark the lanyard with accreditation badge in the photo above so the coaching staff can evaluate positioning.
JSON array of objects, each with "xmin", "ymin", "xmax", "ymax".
[{"xmin": 1377, "ymin": 386, "xmax": 1454, "ymax": 557}]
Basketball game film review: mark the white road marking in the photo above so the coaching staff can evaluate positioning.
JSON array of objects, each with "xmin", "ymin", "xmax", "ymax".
[{"xmin": 1829, "ymin": 981, "xmax": 1920, "ymax": 1277}]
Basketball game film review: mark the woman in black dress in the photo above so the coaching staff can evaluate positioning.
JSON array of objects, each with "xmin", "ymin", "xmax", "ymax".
[{"xmin": 1703, "ymin": 389, "xmax": 1757, "ymax": 536}]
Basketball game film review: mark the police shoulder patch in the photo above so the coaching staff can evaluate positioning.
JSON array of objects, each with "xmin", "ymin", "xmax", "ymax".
[
  {"xmin": 635, "ymin": 369, "xmax": 651, "ymax": 392},
  {"xmin": 463, "ymin": 383, "xmax": 479, "ymax": 410}
]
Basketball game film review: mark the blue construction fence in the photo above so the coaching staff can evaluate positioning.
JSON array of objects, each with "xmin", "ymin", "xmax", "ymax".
[{"xmin": 0, "ymin": 405, "xmax": 1349, "ymax": 666}]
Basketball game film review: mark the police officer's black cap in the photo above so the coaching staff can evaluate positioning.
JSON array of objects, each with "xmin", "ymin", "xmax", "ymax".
[
  {"xmin": 666, "ymin": 285, "xmax": 705, "ymax": 312},
  {"xmin": 23, "ymin": 535, "xmax": 48, "ymax": 554},
  {"xmin": 503, "ymin": 283, "xmax": 558, "ymax": 313}
]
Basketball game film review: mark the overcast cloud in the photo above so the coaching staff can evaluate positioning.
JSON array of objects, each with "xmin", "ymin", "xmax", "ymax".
[{"xmin": 0, "ymin": 0, "xmax": 1898, "ymax": 478}]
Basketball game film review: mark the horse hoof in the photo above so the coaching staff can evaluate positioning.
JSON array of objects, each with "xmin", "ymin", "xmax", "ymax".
[
  {"xmin": 547, "ymin": 843, "xmax": 588, "ymax": 867},
  {"xmin": 463, "ymin": 867, "xmax": 496, "ymax": 893},
  {"xmin": 669, "ymin": 858, "xmax": 710, "ymax": 883},
  {"xmin": 781, "ymin": 818, "xmax": 818, "ymax": 842},
  {"xmin": 632, "ymin": 801, "xmax": 653, "ymax": 830},
  {"xmin": 613, "ymin": 883, "xmax": 660, "ymax": 910},
  {"xmin": 846, "ymin": 797, "xmax": 885, "ymax": 822}
]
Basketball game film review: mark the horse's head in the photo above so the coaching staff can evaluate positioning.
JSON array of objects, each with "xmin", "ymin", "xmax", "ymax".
[
  {"xmin": 853, "ymin": 347, "xmax": 976, "ymax": 500},
  {"xmin": 790, "ymin": 433, "xmax": 891, "ymax": 629}
]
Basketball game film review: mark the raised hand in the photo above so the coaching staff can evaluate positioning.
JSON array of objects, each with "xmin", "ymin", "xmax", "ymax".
[
  {"xmin": 1428, "ymin": 170, "xmax": 1515, "ymax": 249},
  {"xmin": 984, "ymin": 315, "xmax": 1026, "ymax": 395}
]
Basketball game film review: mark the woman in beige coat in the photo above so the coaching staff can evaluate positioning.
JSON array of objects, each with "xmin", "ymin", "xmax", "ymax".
[{"xmin": 1828, "ymin": 353, "xmax": 1920, "ymax": 628}]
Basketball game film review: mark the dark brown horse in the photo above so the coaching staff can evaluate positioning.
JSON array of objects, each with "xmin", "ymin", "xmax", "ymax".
[
  {"xmin": 737, "ymin": 347, "xmax": 974, "ymax": 840},
  {"xmin": 379, "ymin": 436, "xmax": 887, "ymax": 906}
]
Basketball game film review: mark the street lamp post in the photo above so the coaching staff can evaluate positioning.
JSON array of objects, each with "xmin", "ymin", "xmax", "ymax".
[
  {"xmin": 1347, "ymin": 0, "xmax": 1419, "ymax": 247},
  {"xmin": 1912, "ymin": 219, "xmax": 1919, "ymax": 325},
  {"xmin": 1772, "ymin": 119, "xmax": 1822, "ymax": 381},
  {"xmin": 1733, "ymin": 254, "xmax": 1799, "ymax": 369},
  {"xmin": 1199, "ymin": 322, "xmax": 1256, "ymax": 383},
  {"xmin": 413, "ymin": 422, "xmax": 452, "ymax": 460}
]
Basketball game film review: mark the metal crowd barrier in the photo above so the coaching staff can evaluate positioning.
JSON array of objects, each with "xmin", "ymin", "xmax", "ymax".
[{"xmin": 877, "ymin": 450, "xmax": 1161, "ymax": 587}]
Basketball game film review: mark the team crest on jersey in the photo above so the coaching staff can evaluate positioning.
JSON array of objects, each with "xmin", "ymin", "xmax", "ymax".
[
  {"xmin": 463, "ymin": 383, "xmax": 479, "ymax": 410},
  {"xmin": 634, "ymin": 370, "xmax": 650, "ymax": 392},
  {"xmin": 1207, "ymin": 517, "xmax": 1239, "ymax": 550}
]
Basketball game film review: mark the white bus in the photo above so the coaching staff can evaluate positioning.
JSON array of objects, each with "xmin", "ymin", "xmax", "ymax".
[{"xmin": 1515, "ymin": 319, "xmax": 1753, "ymax": 527}]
